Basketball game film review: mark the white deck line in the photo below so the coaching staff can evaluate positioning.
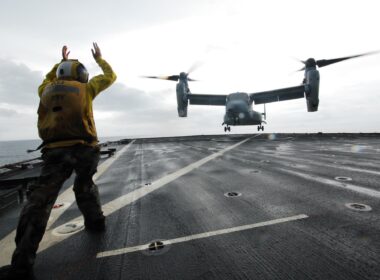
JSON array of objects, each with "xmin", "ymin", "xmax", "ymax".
[
  {"xmin": 40, "ymin": 135, "xmax": 259, "ymax": 252},
  {"xmin": 252, "ymin": 150, "xmax": 380, "ymax": 176},
  {"xmin": 97, "ymin": 214, "xmax": 309, "ymax": 258},
  {"xmin": 280, "ymin": 168, "xmax": 380, "ymax": 198}
]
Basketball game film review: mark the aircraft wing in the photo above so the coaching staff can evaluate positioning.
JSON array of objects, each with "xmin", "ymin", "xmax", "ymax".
[
  {"xmin": 249, "ymin": 85, "xmax": 305, "ymax": 105},
  {"xmin": 188, "ymin": 94, "xmax": 227, "ymax": 106}
]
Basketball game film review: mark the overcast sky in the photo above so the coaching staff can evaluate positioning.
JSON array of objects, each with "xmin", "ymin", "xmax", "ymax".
[{"xmin": 1, "ymin": 0, "xmax": 380, "ymax": 141}]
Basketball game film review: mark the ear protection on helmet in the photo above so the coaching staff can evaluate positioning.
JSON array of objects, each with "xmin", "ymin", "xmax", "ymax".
[{"xmin": 56, "ymin": 60, "xmax": 89, "ymax": 83}]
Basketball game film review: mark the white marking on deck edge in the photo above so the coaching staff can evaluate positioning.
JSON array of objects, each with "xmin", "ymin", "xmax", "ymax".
[
  {"xmin": 280, "ymin": 168, "xmax": 380, "ymax": 198},
  {"xmin": 0, "ymin": 141, "xmax": 134, "ymax": 266},
  {"xmin": 97, "ymin": 214, "xmax": 309, "ymax": 258},
  {"xmin": 41, "ymin": 135, "xmax": 259, "ymax": 251}
]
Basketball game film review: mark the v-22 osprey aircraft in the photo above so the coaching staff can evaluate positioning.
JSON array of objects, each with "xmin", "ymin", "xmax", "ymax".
[{"xmin": 145, "ymin": 52, "xmax": 377, "ymax": 132}]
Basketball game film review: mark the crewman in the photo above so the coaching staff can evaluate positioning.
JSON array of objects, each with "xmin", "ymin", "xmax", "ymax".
[{"xmin": 0, "ymin": 43, "xmax": 116, "ymax": 280}]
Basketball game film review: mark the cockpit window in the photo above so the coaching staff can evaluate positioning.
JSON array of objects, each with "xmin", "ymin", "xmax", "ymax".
[{"xmin": 228, "ymin": 92, "xmax": 249, "ymax": 102}]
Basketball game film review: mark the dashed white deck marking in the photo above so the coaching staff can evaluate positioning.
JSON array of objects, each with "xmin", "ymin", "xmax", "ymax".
[
  {"xmin": 253, "ymin": 150, "xmax": 380, "ymax": 176},
  {"xmin": 97, "ymin": 214, "xmax": 309, "ymax": 258},
  {"xmin": 40, "ymin": 135, "xmax": 259, "ymax": 252},
  {"xmin": 280, "ymin": 168, "xmax": 380, "ymax": 198},
  {"xmin": 0, "ymin": 141, "xmax": 134, "ymax": 266}
]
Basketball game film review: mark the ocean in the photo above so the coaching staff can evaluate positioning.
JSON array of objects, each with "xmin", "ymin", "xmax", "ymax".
[{"xmin": 0, "ymin": 137, "xmax": 125, "ymax": 167}]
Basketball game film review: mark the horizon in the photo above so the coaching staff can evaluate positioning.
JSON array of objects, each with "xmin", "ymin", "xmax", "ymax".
[{"xmin": 2, "ymin": 131, "xmax": 380, "ymax": 143}]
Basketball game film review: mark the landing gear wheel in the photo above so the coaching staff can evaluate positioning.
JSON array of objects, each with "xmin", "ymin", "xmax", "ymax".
[
  {"xmin": 262, "ymin": 126, "xmax": 264, "ymax": 131},
  {"xmin": 228, "ymin": 127, "xmax": 231, "ymax": 132},
  {"xmin": 224, "ymin": 127, "xmax": 227, "ymax": 132},
  {"xmin": 257, "ymin": 126, "xmax": 260, "ymax": 131}
]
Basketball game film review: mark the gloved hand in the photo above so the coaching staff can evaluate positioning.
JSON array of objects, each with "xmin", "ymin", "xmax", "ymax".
[
  {"xmin": 62, "ymin": 45, "xmax": 70, "ymax": 61},
  {"xmin": 91, "ymin": 42, "xmax": 102, "ymax": 60}
]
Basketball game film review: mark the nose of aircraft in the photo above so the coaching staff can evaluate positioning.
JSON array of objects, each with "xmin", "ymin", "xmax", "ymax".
[{"xmin": 226, "ymin": 100, "xmax": 248, "ymax": 112}]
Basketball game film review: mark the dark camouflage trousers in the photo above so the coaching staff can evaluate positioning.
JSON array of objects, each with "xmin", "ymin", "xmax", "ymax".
[{"xmin": 11, "ymin": 145, "xmax": 103, "ymax": 270}]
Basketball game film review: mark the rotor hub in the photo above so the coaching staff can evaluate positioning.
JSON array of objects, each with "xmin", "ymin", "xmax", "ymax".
[
  {"xmin": 305, "ymin": 58, "xmax": 316, "ymax": 68},
  {"xmin": 179, "ymin": 72, "xmax": 187, "ymax": 80}
]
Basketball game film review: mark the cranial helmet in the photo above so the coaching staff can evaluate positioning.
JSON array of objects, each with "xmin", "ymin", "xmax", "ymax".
[{"xmin": 56, "ymin": 60, "xmax": 89, "ymax": 83}]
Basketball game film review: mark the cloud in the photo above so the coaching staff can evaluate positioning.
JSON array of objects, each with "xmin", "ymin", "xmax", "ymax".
[
  {"xmin": 94, "ymin": 106, "xmax": 224, "ymax": 138},
  {"xmin": 0, "ymin": 0, "xmax": 216, "ymax": 66},
  {"xmin": 0, "ymin": 59, "xmax": 41, "ymax": 106},
  {"xmin": 0, "ymin": 107, "xmax": 18, "ymax": 117},
  {"xmin": 0, "ymin": 59, "xmax": 40, "ymax": 139},
  {"xmin": 0, "ymin": 107, "xmax": 37, "ymax": 140},
  {"xmin": 266, "ymin": 80, "xmax": 380, "ymax": 133},
  {"xmin": 93, "ymin": 82, "xmax": 161, "ymax": 111},
  {"xmin": 0, "ymin": 57, "xmax": 208, "ymax": 140},
  {"xmin": 1, "ymin": 0, "xmax": 380, "ymax": 140}
]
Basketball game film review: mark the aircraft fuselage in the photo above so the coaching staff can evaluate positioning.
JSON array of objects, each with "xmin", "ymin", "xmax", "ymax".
[{"xmin": 223, "ymin": 92, "xmax": 262, "ymax": 126}]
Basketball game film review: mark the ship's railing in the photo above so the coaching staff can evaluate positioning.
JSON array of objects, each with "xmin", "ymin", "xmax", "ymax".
[{"xmin": 0, "ymin": 157, "xmax": 42, "ymax": 173}]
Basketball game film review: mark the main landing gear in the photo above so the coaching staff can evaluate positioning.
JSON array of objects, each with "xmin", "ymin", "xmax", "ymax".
[
  {"xmin": 222, "ymin": 122, "xmax": 231, "ymax": 132},
  {"xmin": 257, "ymin": 125, "xmax": 264, "ymax": 131}
]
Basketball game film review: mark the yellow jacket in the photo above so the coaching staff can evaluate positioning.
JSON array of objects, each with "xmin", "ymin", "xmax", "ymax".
[{"xmin": 37, "ymin": 57, "xmax": 117, "ymax": 149}]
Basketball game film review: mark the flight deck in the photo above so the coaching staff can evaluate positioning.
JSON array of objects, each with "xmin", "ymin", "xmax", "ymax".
[{"xmin": 0, "ymin": 133, "xmax": 379, "ymax": 280}]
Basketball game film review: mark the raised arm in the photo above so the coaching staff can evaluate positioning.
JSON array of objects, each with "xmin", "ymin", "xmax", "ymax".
[
  {"xmin": 38, "ymin": 46, "xmax": 70, "ymax": 97},
  {"xmin": 88, "ymin": 42, "xmax": 117, "ymax": 99}
]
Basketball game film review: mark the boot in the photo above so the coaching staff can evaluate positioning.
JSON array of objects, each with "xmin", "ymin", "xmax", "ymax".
[
  {"xmin": 0, "ymin": 265, "xmax": 35, "ymax": 280},
  {"xmin": 84, "ymin": 215, "xmax": 106, "ymax": 232}
]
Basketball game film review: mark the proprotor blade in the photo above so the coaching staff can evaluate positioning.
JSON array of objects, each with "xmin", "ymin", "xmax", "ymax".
[
  {"xmin": 316, "ymin": 50, "xmax": 380, "ymax": 68},
  {"xmin": 166, "ymin": 75, "xmax": 180, "ymax": 81},
  {"xmin": 297, "ymin": 66, "xmax": 305, "ymax": 72},
  {"xmin": 187, "ymin": 60, "xmax": 204, "ymax": 75},
  {"xmin": 142, "ymin": 72, "xmax": 197, "ymax": 82},
  {"xmin": 142, "ymin": 75, "xmax": 180, "ymax": 81}
]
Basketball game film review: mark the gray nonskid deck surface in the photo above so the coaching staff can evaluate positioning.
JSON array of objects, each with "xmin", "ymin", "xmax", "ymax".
[{"xmin": 1, "ymin": 134, "xmax": 380, "ymax": 280}]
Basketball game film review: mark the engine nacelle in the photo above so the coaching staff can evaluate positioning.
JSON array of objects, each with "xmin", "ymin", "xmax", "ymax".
[
  {"xmin": 304, "ymin": 69, "xmax": 320, "ymax": 112},
  {"xmin": 176, "ymin": 82, "xmax": 188, "ymax": 117}
]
